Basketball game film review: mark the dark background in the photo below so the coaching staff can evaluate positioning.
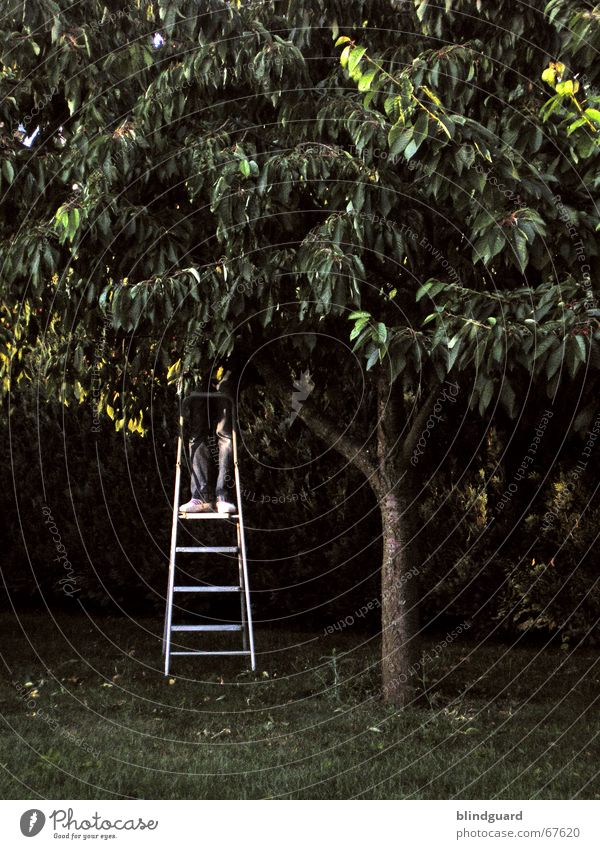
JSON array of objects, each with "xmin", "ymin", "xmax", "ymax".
[{"xmin": 3, "ymin": 384, "xmax": 598, "ymax": 648}]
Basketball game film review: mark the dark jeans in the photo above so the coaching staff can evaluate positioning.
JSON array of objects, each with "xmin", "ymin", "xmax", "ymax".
[{"xmin": 186, "ymin": 395, "xmax": 234, "ymax": 501}]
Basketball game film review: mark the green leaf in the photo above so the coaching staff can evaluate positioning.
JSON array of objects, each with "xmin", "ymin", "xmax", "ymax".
[
  {"xmin": 573, "ymin": 334, "xmax": 587, "ymax": 363},
  {"xmin": 376, "ymin": 322, "xmax": 388, "ymax": 344},
  {"xmin": 167, "ymin": 359, "xmax": 182, "ymax": 382},
  {"xmin": 335, "ymin": 36, "xmax": 352, "ymax": 46},
  {"xmin": 2, "ymin": 159, "xmax": 14, "ymax": 185},
  {"xmin": 340, "ymin": 44, "xmax": 351, "ymax": 67},
  {"xmin": 567, "ymin": 116, "xmax": 587, "ymax": 135},
  {"xmin": 358, "ymin": 69, "xmax": 378, "ymax": 92},
  {"xmin": 513, "ymin": 232, "xmax": 528, "ymax": 273},
  {"xmin": 489, "ymin": 230, "xmax": 506, "ymax": 259},
  {"xmin": 556, "ymin": 79, "xmax": 578, "ymax": 96},
  {"xmin": 416, "ymin": 281, "xmax": 433, "ymax": 302},
  {"xmin": 546, "ymin": 344, "xmax": 564, "ymax": 380},
  {"xmin": 404, "ymin": 138, "xmax": 419, "ymax": 161},
  {"xmin": 239, "ymin": 159, "xmax": 251, "ymax": 178},
  {"xmin": 388, "ymin": 124, "xmax": 413, "ymax": 158},
  {"xmin": 68, "ymin": 208, "xmax": 80, "ymax": 242},
  {"xmin": 366, "ymin": 345, "xmax": 380, "ymax": 370},
  {"xmin": 479, "ymin": 379, "xmax": 494, "ymax": 414},
  {"xmin": 349, "ymin": 317, "xmax": 370, "ymax": 340},
  {"xmin": 348, "ymin": 46, "xmax": 367, "ymax": 76},
  {"xmin": 412, "ymin": 112, "xmax": 429, "ymax": 149},
  {"xmin": 584, "ymin": 107, "xmax": 600, "ymax": 125},
  {"xmin": 541, "ymin": 67, "xmax": 556, "ymax": 85},
  {"xmin": 447, "ymin": 337, "xmax": 461, "ymax": 371}
]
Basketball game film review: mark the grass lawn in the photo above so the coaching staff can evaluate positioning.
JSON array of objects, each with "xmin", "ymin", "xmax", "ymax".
[{"xmin": 0, "ymin": 611, "xmax": 597, "ymax": 799}]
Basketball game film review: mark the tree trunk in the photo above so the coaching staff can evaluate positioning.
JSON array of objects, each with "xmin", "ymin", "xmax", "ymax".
[
  {"xmin": 379, "ymin": 469, "xmax": 422, "ymax": 707},
  {"xmin": 375, "ymin": 373, "xmax": 422, "ymax": 707},
  {"xmin": 253, "ymin": 355, "xmax": 424, "ymax": 705}
]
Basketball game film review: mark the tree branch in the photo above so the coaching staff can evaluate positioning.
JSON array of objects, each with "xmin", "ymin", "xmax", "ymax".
[
  {"xmin": 255, "ymin": 356, "xmax": 378, "ymax": 483},
  {"xmin": 297, "ymin": 397, "xmax": 378, "ymax": 483},
  {"xmin": 401, "ymin": 381, "xmax": 446, "ymax": 462}
]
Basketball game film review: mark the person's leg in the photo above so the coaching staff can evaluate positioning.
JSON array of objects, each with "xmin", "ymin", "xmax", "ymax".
[
  {"xmin": 180, "ymin": 401, "xmax": 216, "ymax": 512},
  {"xmin": 190, "ymin": 434, "xmax": 215, "ymax": 501},
  {"xmin": 215, "ymin": 398, "xmax": 236, "ymax": 513}
]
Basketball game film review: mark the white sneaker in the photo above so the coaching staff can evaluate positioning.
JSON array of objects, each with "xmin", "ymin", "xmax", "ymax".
[
  {"xmin": 179, "ymin": 498, "xmax": 214, "ymax": 514},
  {"xmin": 216, "ymin": 498, "xmax": 237, "ymax": 515}
]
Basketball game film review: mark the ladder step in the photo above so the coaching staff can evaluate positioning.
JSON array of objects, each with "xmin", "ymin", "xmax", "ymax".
[
  {"xmin": 176, "ymin": 546, "xmax": 239, "ymax": 553},
  {"xmin": 174, "ymin": 586, "xmax": 241, "ymax": 593},
  {"xmin": 171, "ymin": 624, "xmax": 243, "ymax": 632},
  {"xmin": 170, "ymin": 651, "xmax": 251, "ymax": 656},
  {"xmin": 179, "ymin": 513, "xmax": 239, "ymax": 520}
]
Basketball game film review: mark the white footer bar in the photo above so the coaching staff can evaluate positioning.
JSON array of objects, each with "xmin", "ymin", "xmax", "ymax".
[{"xmin": 2, "ymin": 801, "xmax": 598, "ymax": 847}]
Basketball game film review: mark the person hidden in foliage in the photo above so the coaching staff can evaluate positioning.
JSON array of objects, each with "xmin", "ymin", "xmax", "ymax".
[{"xmin": 179, "ymin": 366, "xmax": 237, "ymax": 515}]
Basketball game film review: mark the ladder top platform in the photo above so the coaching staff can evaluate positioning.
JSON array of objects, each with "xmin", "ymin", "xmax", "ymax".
[{"xmin": 179, "ymin": 512, "xmax": 239, "ymax": 520}]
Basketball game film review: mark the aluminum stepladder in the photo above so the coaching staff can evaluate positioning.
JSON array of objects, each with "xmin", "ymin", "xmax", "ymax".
[{"xmin": 162, "ymin": 390, "xmax": 256, "ymax": 674}]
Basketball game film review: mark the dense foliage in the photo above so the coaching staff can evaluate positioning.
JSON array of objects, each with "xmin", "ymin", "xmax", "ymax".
[{"xmin": 1, "ymin": 0, "xmax": 599, "ymax": 700}]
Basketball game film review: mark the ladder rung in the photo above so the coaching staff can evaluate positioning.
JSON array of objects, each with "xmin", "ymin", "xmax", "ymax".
[
  {"xmin": 174, "ymin": 585, "xmax": 241, "ymax": 593},
  {"xmin": 176, "ymin": 546, "xmax": 239, "ymax": 553},
  {"xmin": 171, "ymin": 624, "xmax": 243, "ymax": 632},
  {"xmin": 170, "ymin": 651, "xmax": 251, "ymax": 656},
  {"xmin": 179, "ymin": 513, "xmax": 239, "ymax": 520}
]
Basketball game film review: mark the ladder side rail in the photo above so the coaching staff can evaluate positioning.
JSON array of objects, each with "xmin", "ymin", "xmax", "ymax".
[
  {"xmin": 232, "ymin": 426, "xmax": 256, "ymax": 670},
  {"xmin": 163, "ymin": 407, "xmax": 184, "ymax": 674},
  {"xmin": 232, "ymin": 426, "xmax": 247, "ymax": 650},
  {"xmin": 236, "ymin": 520, "xmax": 247, "ymax": 651}
]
